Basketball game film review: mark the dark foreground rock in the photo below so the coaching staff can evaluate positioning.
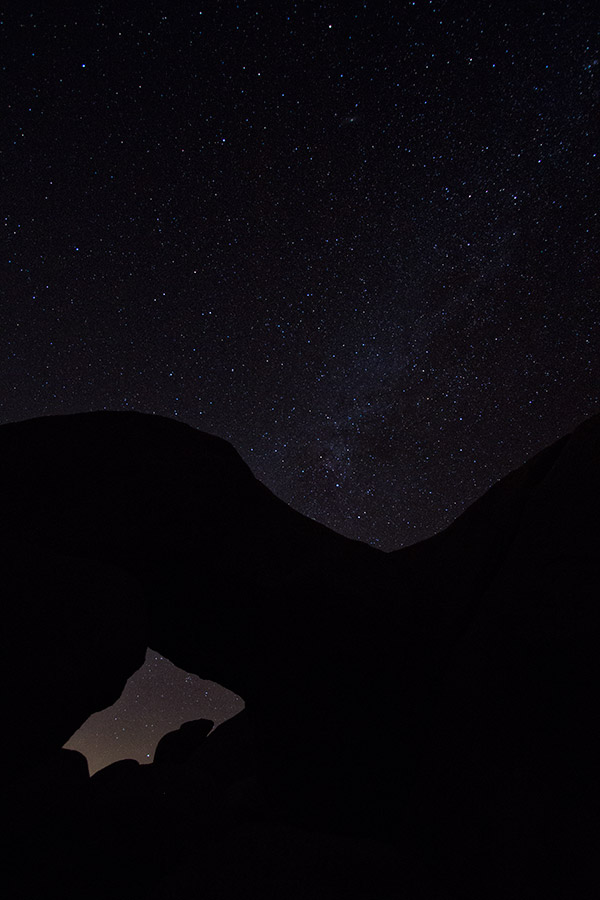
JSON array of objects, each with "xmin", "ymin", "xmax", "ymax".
[
  {"xmin": 1, "ymin": 410, "xmax": 598, "ymax": 898},
  {"xmin": 153, "ymin": 718, "xmax": 214, "ymax": 765}
]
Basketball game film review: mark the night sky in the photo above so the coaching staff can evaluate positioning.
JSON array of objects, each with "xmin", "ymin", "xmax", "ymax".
[{"xmin": 3, "ymin": 2, "xmax": 598, "ymax": 773}]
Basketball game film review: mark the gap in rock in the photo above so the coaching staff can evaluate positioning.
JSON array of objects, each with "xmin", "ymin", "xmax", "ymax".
[{"xmin": 64, "ymin": 647, "xmax": 245, "ymax": 774}]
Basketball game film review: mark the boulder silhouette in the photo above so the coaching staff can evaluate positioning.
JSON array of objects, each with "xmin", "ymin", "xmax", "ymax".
[
  {"xmin": 153, "ymin": 718, "xmax": 214, "ymax": 765},
  {"xmin": 1, "ymin": 409, "xmax": 598, "ymax": 898}
]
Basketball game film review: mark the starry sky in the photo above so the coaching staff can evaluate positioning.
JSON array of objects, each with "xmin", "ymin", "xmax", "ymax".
[{"xmin": 3, "ymin": 1, "xmax": 599, "ymax": 772}]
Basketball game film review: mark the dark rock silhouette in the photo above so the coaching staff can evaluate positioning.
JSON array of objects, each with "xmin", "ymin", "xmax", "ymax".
[
  {"xmin": 402, "ymin": 414, "xmax": 600, "ymax": 896},
  {"xmin": 90, "ymin": 756, "xmax": 141, "ymax": 786},
  {"xmin": 4, "ymin": 540, "xmax": 148, "ymax": 768},
  {"xmin": 153, "ymin": 718, "xmax": 214, "ymax": 765},
  {"xmin": 2, "ymin": 409, "xmax": 598, "ymax": 898}
]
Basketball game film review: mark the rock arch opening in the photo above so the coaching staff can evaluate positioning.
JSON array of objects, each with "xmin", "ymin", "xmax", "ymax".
[{"xmin": 64, "ymin": 648, "xmax": 244, "ymax": 774}]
